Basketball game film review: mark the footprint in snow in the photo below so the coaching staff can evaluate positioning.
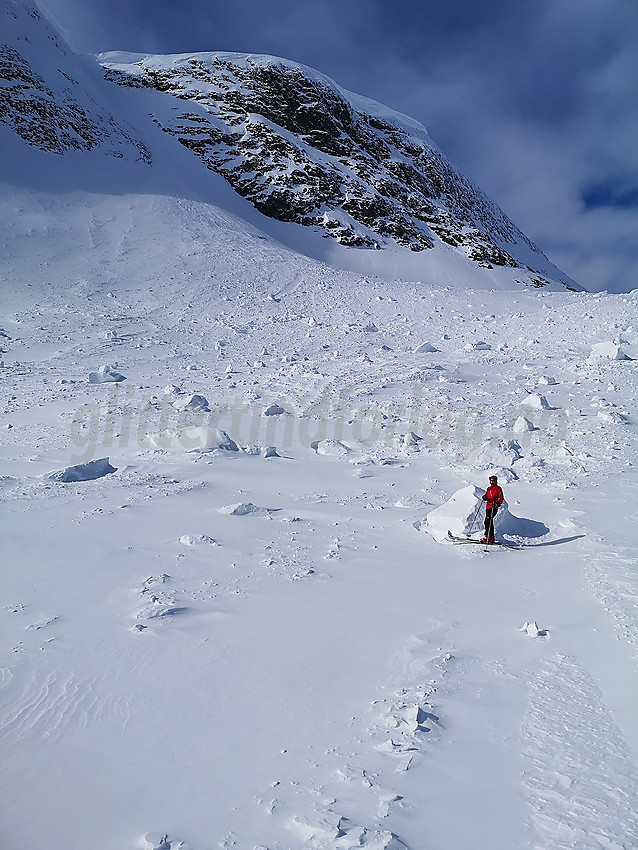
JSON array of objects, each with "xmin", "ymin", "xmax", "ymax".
[{"xmin": 143, "ymin": 834, "xmax": 191, "ymax": 850}]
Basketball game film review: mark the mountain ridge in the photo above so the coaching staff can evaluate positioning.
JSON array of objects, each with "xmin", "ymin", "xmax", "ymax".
[
  {"xmin": 99, "ymin": 49, "xmax": 578, "ymax": 289},
  {"xmin": 1, "ymin": 0, "xmax": 581, "ymax": 291}
]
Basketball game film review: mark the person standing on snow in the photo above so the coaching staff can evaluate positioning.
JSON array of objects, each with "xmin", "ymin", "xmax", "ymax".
[{"xmin": 481, "ymin": 475, "xmax": 504, "ymax": 544}]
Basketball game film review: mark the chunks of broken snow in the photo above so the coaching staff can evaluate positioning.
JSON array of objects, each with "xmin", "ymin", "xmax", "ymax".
[
  {"xmin": 466, "ymin": 438, "xmax": 522, "ymax": 473},
  {"xmin": 312, "ymin": 438, "xmax": 350, "ymax": 457},
  {"xmin": 422, "ymin": 485, "xmax": 504, "ymax": 543},
  {"xmin": 172, "ymin": 393, "xmax": 209, "ymax": 412},
  {"xmin": 402, "ymin": 431, "xmax": 423, "ymax": 450},
  {"xmin": 219, "ymin": 502, "xmax": 277, "ymax": 517},
  {"xmin": 465, "ymin": 341, "xmax": 491, "ymax": 351},
  {"xmin": 88, "ymin": 364, "xmax": 126, "ymax": 383},
  {"xmin": 47, "ymin": 457, "xmax": 117, "ymax": 482},
  {"xmin": 522, "ymin": 393, "xmax": 551, "ymax": 410},
  {"xmin": 179, "ymin": 534, "xmax": 218, "ymax": 546},
  {"xmin": 513, "ymin": 416, "xmax": 535, "ymax": 433},
  {"xmin": 520, "ymin": 621, "xmax": 549, "ymax": 637},
  {"xmin": 263, "ymin": 403, "xmax": 288, "ymax": 416},
  {"xmin": 413, "ymin": 341, "xmax": 438, "ymax": 353},
  {"xmin": 243, "ymin": 445, "xmax": 279, "ymax": 458},
  {"xmin": 587, "ymin": 342, "xmax": 632, "ymax": 364}
]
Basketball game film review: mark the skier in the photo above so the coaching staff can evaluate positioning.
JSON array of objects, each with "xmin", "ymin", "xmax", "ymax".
[{"xmin": 481, "ymin": 475, "xmax": 504, "ymax": 544}]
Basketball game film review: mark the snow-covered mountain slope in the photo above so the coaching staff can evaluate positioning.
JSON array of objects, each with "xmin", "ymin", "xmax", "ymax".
[
  {"xmin": 98, "ymin": 50, "xmax": 580, "ymax": 290},
  {"xmin": 0, "ymin": 0, "xmax": 578, "ymax": 291},
  {"xmin": 0, "ymin": 0, "xmax": 149, "ymax": 161}
]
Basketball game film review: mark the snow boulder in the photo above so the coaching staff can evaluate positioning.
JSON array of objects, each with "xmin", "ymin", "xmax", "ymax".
[
  {"xmin": 312, "ymin": 439, "xmax": 350, "ymax": 458},
  {"xmin": 263, "ymin": 403, "xmax": 288, "ymax": 416},
  {"xmin": 424, "ymin": 485, "xmax": 507, "ymax": 543},
  {"xmin": 414, "ymin": 342, "xmax": 438, "ymax": 354},
  {"xmin": 513, "ymin": 416, "xmax": 535, "ymax": 433},
  {"xmin": 466, "ymin": 438, "xmax": 522, "ymax": 473},
  {"xmin": 242, "ymin": 445, "xmax": 280, "ymax": 457},
  {"xmin": 424, "ymin": 485, "xmax": 549, "ymax": 544},
  {"xmin": 182, "ymin": 427, "xmax": 239, "ymax": 452},
  {"xmin": 163, "ymin": 383, "xmax": 182, "ymax": 396},
  {"xmin": 522, "ymin": 393, "xmax": 551, "ymax": 410},
  {"xmin": 520, "ymin": 621, "xmax": 549, "ymax": 637},
  {"xmin": 587, "ymin": 342, "xmax": 632, "ymax": 364},
  {"xmin": 173, "ymin": 393, "xmax": 210, "ymax": 412},
  {"xmin": 403, "ymin": 431, "xmax": 423, "ymax": 450},
  {"xmin": 465, "ymin": 341, "xmax": 491, "ymax": 351},
  {"xmin": 47, "ymin": 457, "xmax": 117, "ymax": 482},
  {"xmin": 88, "ymin": 364, "xmax": 126, "ymax": 383},
  {"xmin": 219, "ymin": 502, "xmax": 276, "ymax": 517},
  {"xmin": 179, "ymin": 534, "xmax": 217, "ymax": 546}
]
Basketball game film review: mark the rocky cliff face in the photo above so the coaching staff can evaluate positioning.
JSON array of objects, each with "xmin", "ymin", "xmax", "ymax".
[
  {"xmin": 0, "ymin": 0, "xmax": 149, "ymax": 160},
  {"xmin": 100, "ymin": 51, "xmax": 569, "ymax": 285},
  {"xmin": 0, "ymin": 0, "xmax": 578, "ymax": 289}
]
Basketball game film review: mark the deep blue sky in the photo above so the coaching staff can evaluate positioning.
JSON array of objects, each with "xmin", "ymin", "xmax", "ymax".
[{"xmin": 40, "ymin": 0, "xmax": 638, "ymax": 292}]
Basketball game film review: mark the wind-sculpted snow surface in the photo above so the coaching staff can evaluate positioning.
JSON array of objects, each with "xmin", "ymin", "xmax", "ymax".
[{"xmin": 522, "ymin": 655, "xmax": 638, "ymax": 848}]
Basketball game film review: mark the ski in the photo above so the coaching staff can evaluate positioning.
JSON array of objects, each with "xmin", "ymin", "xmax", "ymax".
[{"xmin": 446, "ymin": 531, "xmax": 522, "ymax": 550}]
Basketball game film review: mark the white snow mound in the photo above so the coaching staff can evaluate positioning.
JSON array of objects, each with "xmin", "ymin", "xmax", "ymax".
[
  {"xmin": 466, "ymin": 438, "xmax": 522, "ymax": 472},
  {"xmin": 183, "ymin": 427, "xmax": 239, "ymax": 452},
  {"xmin": 179, "ymin": 534, "xmax": 217, "ymax": 546},
  {"xmin": 172, "ymin": 393, "xmax": 210, "ymax": 412},
  {"xmin": 513, "ymin": 416, "xmax": 535, "ymax": 433},
  {"xmin": 88, "ymin": 364, "xmax": 126, "ymax": 383},
  {"xmin": 313, "ymin": 439, "xmax": 351, "ymax": 457},
  {"xmin": 424, "ymin": 485, "xmax": 549, "ymax": 544},
  {"xmin": 219, "ymin": 502, "xmax": 273, "ymax": 517},
  {"xmin": 424, "ymin": 485, "xmax": 505, "ymax": 542},
  {"xmin": 47, "ymin": 457, "xmax": 117, "ymax": 482},
  {"xmin": 587, "ymin": 342, "xmax": 632, "ymax": 363},
  {"xmin": 522, "ymin": 393, "xmax": 551, "ymax": 410}
]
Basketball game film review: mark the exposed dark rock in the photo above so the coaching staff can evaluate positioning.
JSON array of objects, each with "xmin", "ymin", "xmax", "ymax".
[
  {"xmin": 0, "ymin": 41, "xmax": 150, "ymax": 161},
  {"xmin": 100, "ymin": 53, "xmax": 546, "ymax": 263}
]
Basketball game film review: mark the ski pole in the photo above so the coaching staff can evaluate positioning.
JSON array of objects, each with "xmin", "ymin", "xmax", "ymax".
[{"xmin": 468, "ymin": 498, "xmax": 484, "ymax": 536}]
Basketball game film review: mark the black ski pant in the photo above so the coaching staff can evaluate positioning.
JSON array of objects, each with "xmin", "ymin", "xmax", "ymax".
[{"xmin": 484, "ymin": 507, "xmax": 498, "ymax": 539}]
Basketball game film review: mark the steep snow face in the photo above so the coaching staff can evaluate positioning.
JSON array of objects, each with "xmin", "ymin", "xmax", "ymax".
[
  {"xmin": 98, "ymin": 51, "xmax": 579, "ymax": 290},
  {"xmin": 0, "ymin": 0, "xmax": 149, "ymax": 160}
]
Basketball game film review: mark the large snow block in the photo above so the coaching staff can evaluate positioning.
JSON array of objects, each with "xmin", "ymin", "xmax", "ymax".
[
  {"xmin": 47, "ymin": 457, "xmax": 117, "ymax": 482},
  {"xmin": 424, "ymin": 484, "xmax": 549, "ymax": 543},
  {"xmin": 88, "ymin": 364, "xmax": 126, "ymax": 383},
  {"xmin": 424, "ymin": 485, "xmax": 504, "ymax": 542},
  {"xmin": 587, "ymin": 342, "xmax": 632, "ymax": 363}
]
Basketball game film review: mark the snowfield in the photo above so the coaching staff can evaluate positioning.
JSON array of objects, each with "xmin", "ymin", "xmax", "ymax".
[
  {"xmin": 2, "ymin": 188, "xmax": 637, "ymax": 850},
  {"xmin": 2, "ymin": 1, "xmax": 638, "ymax": 847}
]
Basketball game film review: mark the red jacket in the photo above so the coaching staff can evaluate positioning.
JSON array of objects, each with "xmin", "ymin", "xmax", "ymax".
[{"xmin": 484, "ymin": 484, "xmax": 504, "ymax": 510}]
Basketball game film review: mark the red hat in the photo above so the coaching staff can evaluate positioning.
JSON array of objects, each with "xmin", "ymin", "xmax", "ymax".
[{"xmin": 489, "ymin": 475, "xmax": 497, "ymax": 481}]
